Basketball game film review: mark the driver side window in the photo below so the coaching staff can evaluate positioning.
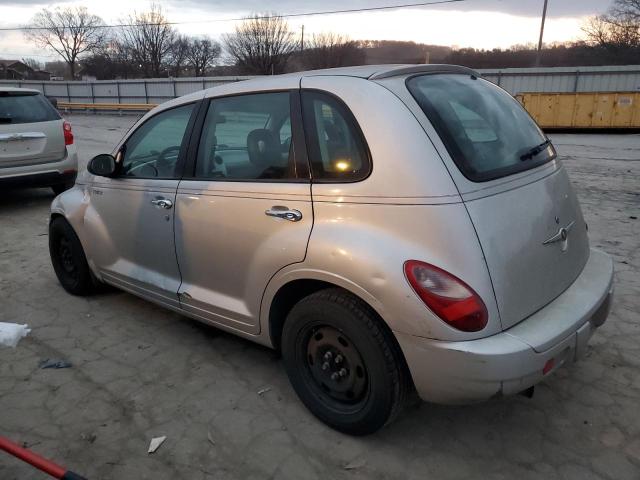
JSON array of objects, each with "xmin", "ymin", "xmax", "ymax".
[{"xmin": 120, "ymin": 103, "xmax": 194, "ymax": 178}]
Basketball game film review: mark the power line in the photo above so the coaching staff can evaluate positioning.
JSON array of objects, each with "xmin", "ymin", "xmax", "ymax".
[{"xmin": 0, "ymin": 0, "xmax": 471, "ymax": 32}]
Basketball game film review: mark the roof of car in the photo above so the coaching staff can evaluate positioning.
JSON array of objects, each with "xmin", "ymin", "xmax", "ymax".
[
  {"xmin": 186, "ymin": 64, "xmax": 478, "ymax": 102},
  {"xmin": 0, "ymin": 86, "xmax": 41, "ymax": 94},
  {"xmin": 275, "ymin": 63, "xmax": 479, "ymax": 80},
  {"xmin": 147, "ymin": 64, "xmax": 482, "ymax": 116}
]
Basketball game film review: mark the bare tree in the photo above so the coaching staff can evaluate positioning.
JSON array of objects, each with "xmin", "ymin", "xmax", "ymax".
[
  {"xmin": 302, "ymin": 33, "xmax": 364, "ymax": 69},
  {"xmin": 25, "ymin": 7, "xmax": 105, "ymax": 79},
  {"xmin": 583, "ymin": 16, "xmax": 616, "ymax": 46},
  {"xmin": 118, "ymin": 3, "xmax": 176, "ymax": 77},
  {"xmin": 169, "ymin": 35, "xmax": 191, "ymax": 77},
  {"xmin": 223, "ymin": 14, "xmax": 296, "ymax": 74},
  {"xmin": 610, "ymin": 0, "xmax": 640, "ymax": 21},
  {"xmin": 186, "ymin": 37, "xmax": 221, "ymax": 76},
  {"xmin": 81, "ymin": 37, "xmax": 144, "ymax": 80},
  {"xmin": 21, "ymin": 57, "xmax": 43, "ymax": 71},
  {"xmin": 583, "ymin": 0, "xmax": 640, "ymax": 48}
]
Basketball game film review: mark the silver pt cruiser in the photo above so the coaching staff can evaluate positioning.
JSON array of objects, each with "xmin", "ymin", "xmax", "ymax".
[{"xmin": 49, "ymin": 65, "xmax": 614, "ymax": 435}]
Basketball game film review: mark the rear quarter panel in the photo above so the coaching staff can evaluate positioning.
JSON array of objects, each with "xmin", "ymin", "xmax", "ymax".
[
  {"xmin": 263, "ymin": 76, "xmax": 501, "ymax": 342},
  {"xmin": 288, "ymin": 202, "xmax": 502, "ymax": 341}
]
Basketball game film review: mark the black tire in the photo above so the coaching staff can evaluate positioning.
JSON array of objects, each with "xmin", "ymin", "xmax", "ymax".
[
  {"xmin": 49, "ymin": 217, "xmax": 95, "ymax": 296},
  {"xmin": 282, "ymin": 288, "xmax": 410, "ymax": 435},
  {"xmin": 51, "ymin": 182, "xmax": 73, "ymax": 196}
]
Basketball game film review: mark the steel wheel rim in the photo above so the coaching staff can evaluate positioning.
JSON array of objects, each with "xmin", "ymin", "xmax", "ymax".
[
  {"xmin": 57, "ymin": 236, "xmax": 78, "ymax": 280},
  {"xmin": 303, "ymin": 325, "xmax": 369, "ymax": 407}
]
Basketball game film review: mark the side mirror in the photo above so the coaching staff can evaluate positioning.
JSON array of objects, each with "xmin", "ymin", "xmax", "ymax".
[{"xmin": 88, "ymin": 154, "xmax": 117, "ymax": 177}]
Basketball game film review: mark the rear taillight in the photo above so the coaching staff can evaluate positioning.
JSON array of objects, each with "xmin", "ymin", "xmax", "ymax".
[
  {"xmin": 404, "ymin": 260, "xmax": 488, "ymax": 332},
  {"xmin": 63, "ymin": 121, "xmax": 73, "ymax": 146}
]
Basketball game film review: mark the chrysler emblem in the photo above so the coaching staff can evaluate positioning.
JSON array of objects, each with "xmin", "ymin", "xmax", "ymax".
[{"xmin": 543, "ymin": 220, "xmax": 575, "ymax": 252}]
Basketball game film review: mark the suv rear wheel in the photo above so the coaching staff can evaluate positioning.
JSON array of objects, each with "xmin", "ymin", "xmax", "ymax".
[
  {"xmin": 49, "ymin": 217, "xmax": 95, "ymax": 296},
  {"xmin": 281, "ymin": 288, "xmax": 410, "ymax": 435}
]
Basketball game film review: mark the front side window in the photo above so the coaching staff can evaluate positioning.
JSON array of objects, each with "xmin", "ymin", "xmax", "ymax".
[
  {"xmin": 301, "ymin": 91, "xmax": 370, "ymax": 182},
  {"xmin": 120, "ymin": 103, "xmax": 194, "ymax": 178},
  {"xmin": 407, "ymin": 74, "xmax": 555, "ymax": 182},
  {"xmin": 195, "ymin": 92, "xmax": 295, "ymax": 181},
  {"xmin": 0, "ymin": 92, "xmax": 60, "ymax": 124}
]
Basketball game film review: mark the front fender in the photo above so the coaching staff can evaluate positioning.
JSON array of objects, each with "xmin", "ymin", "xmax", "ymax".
[
  {"xmin": 50, "ymin": 184, "xmax": 98, "ymax": 276},
  {"xmin": 51, "ymin": 184, "xmax": 88, "ymax": 226}
]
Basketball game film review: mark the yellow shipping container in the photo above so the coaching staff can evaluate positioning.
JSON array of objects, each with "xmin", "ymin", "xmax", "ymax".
[{"xmin": 516, "ymin": 92, "xmax": 640, "ymax": 129}]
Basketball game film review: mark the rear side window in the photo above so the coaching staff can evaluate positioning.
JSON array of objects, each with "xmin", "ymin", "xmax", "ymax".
[
  {"xmin": 301, "ymin": 91, "xmax": 370, "ymax": 182},
  {"xmin": 407, "ymin": 74, "xmax": 555, "ymax": 182},
  {"xmin": 0, "ymin": 92, "xmax": 60, "ymax": 124}
]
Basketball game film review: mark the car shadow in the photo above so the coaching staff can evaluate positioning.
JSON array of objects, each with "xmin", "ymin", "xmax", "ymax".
[{"xmin": 0, "ymin": 187, "xmax": 55, "ymax": 212}]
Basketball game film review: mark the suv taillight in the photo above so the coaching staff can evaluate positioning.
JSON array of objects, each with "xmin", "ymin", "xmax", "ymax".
[
  {"xmin": 63, "ymin": 121, "xmax": 73, "ymax": 146},
  {"xmin": 404, "ymin": 260, "xmax": 488, "ymax": 332}
]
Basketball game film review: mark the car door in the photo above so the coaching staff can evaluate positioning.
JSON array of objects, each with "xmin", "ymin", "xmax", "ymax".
[
  {"xmin": 174, "ymin": 91, "xmax": 312, "ymax": 334},
  {"xmin": 84, "ymin": 102, "xmax": 198, "ymax": 309}
]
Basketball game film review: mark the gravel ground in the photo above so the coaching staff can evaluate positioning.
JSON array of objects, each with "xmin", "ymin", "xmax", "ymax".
[{"xmin": 1, "ymin": 115, "xmax": 639, "ymax": 479}]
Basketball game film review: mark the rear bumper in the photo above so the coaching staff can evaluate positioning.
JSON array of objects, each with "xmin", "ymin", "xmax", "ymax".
[
  {"xmin": 396, "ymin": 248, "xmax": 614, "ymax": 404},
  {"xmin": 0, "ymin": 170, "xmax": 77, "ymax": 189},
  {"xmin": 0, "ymin": 145, "xmax": 78, "ymax": 188}
]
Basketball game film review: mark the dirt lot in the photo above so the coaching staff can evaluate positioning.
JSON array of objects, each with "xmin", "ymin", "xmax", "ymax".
[{"xmin": 1, "ymin": 114, "xmax": 639, "ymax": 479}]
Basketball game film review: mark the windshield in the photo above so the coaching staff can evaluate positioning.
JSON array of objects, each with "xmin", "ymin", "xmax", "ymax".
[
  {"xmin": 407, "ymin": 74, "xmax": 556, "ymax": 182},
  {"xmin": 0, "ymin": 92, "xmax": 60, "ymax": 124}
]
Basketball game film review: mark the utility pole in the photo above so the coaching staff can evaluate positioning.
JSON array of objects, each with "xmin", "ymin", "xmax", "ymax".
[
  {"xmin": 301, "ymin": 25, "xmax": 305, "ymax": 51},
  {"xmin": 535, "ymin": 0, "xmax": 549, "ymax": 67}
]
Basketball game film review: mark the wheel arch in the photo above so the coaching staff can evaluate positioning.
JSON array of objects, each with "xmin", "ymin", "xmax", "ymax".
[
  {"xmin": 265, "ymin": 273, "xmax": 416, "ymax": 413},
  {"xmin": 262, "ymin": 270, "xmax": 390, "ymax": 352}
]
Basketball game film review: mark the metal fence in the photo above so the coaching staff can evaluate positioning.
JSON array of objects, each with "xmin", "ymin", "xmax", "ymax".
[
  {"xmin": 0, "ymin": 76, "xmax": 253, "ymax": 104},
  {"xmin": 477, "ymin": 65, "xmax": 640, "ymax": 95},
  {"xmin": 1, "ymin": 65, "xmax": 639, "ymax": 105}
]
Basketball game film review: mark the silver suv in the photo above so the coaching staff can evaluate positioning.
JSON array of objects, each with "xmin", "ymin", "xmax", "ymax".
[
  {"xmin": 0, "ymin": 87, "xmax": 78, "ymax": 194},
  {"xmin": 49, "ymin": 65, "xmax": 614, "ymax": 435}
]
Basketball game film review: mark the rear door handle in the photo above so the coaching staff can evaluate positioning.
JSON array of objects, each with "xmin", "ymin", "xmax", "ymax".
[
  {"xmin": 265, "ymin": 206, "xmax": 302, "ymax": 222},
  {"xmin": 151, "ymin": 198, "xmax": 173, "ymax": 209}
]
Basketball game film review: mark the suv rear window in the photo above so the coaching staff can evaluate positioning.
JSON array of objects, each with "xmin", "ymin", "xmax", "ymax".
[
  {"xmin": 0, "ymin": 92, "xmax": 60, "ymax": 125},
  {"xmin": 407, "ymin": 74, "xmax": 555, "ymax": 182}
]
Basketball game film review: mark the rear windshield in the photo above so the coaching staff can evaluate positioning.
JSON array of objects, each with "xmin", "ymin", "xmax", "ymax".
[
  {"xmin": 0, "ymin": 92, "xmax": 60, "ymax": 125},
  {"xmin": 407, "ymin": 74, "xmax": 555, "ymax": 182}
]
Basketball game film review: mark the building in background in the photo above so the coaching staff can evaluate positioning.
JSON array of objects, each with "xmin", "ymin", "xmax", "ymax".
[{"xmin": 0, "ymin": 60, "xmax": 51, "ymax": 80}]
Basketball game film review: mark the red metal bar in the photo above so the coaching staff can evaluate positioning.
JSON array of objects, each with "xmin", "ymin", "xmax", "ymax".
[{"xmin": 0, "ymin": 436, "xmax": 66, "ymax": 479}]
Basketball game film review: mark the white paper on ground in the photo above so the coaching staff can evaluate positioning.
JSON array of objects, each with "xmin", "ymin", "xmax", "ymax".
[
  {"xmin": 148, "ymin": 436, "xmax": 167, "ymax": 454},
  {"xmin": 0, "ymin": 323, "xmax": 31, "ymax": 348}
]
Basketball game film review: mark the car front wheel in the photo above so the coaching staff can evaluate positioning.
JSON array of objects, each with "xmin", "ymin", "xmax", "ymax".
[
  {"xmin": 282, "ymin": 288, "xmax": 410, "ymax": 435},
  {"xmin": 49, "ymin": 217, "xmax": 95, "ymax": 296}
]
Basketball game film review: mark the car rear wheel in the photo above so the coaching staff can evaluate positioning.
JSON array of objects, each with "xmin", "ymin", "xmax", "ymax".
[
  {"xmin": 282, "ymin": 288, "xmax": 410, "ymax": 435},
  {"xmin": 49, "ymin": 217, "xmax": 95, "ymax": 296}
]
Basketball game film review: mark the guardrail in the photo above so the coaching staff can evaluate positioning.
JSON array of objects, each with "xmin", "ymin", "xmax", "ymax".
[
  {"xmin": 0, "ymin": 76, "xmax": 251, "ymax": 105},
  {"xmin": 58, "ymin": 102, "xmax": 157, "ymax": 113}
]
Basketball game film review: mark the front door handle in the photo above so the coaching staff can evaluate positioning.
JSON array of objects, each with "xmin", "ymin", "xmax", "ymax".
[
  {"xmin": 151, "ymin": 198, "xmax": 173, "ymax": 209},
  {"xmin": 265, "ymin": 206, "xmax": 303, "ymax": 222}
]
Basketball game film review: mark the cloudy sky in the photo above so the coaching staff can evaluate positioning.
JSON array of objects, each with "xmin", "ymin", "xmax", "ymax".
[{"xmin": 0, "ymin": 0, "xmax": 612, "ymax": 62}]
